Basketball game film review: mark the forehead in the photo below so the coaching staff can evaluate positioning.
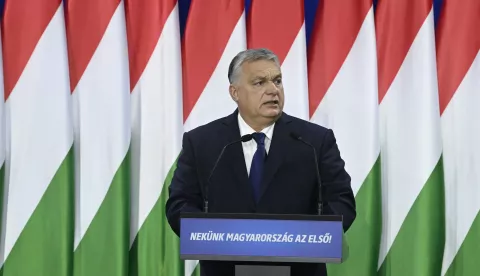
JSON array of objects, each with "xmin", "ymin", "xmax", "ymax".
[{"xmin": 241, "ymin": 59, "xmax": 281, "ymax": 79}]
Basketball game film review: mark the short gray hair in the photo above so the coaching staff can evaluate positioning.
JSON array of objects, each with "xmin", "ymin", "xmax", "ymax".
[{"xmin": 228, "ymin": 48, "xmax": 280, "ymax": 84}]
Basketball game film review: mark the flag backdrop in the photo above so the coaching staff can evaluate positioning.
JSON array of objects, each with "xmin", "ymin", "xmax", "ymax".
[{"xmin": 0, "ymin": 0, "xmax": 478, "ymax": 275}]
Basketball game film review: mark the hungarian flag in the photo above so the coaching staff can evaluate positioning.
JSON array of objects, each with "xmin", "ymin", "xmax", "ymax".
[
  {"xmin": 376, "ymin": 0, "xmax": 445, "ymax": 275},
  {"xmin": 0, "ymin": 13, "xmax": 5, "ymax": 271},
  {"xmin": 66, "ymin": 0, "xmax": 131, "ymax": 275},
  {"xmin": 437, "ymin": 0, "xmax": 480, "ymax": 275},
  {"xmin": 0, "ymin": 0, "xmax": 74, "ymax": 274},
  {"xmin": 308, "ymin": 0, "xmax": 381, "ymax": 275},
  {"xmin": 126, "ymin": 0, "xmax": 184, "ymax": 275}
]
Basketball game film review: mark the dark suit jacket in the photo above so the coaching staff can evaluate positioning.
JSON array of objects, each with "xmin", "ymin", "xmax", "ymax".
[{"xmin": 166, "ymin": 110, "xmax": 356, "ymax": 276}]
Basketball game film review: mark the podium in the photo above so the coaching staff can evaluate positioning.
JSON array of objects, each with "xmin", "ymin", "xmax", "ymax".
[{"xmin": 180, "ymin": 212, "xmax": 346, "ymax": 276}]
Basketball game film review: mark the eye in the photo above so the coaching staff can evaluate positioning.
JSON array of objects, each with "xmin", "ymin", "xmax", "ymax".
[{"xmin": 275, "ymin": 78, "xmax": 282, "ymax": 85}]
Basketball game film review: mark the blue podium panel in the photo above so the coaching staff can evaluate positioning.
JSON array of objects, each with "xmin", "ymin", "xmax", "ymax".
[{"xmin": 180, "ymin": 213, "xmax": 343, "ymax": 263}]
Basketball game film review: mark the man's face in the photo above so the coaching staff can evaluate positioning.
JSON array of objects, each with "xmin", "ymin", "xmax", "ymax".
[{"xmin": 230, "ymin": 59, "xmax": 284, "ymax": 122}]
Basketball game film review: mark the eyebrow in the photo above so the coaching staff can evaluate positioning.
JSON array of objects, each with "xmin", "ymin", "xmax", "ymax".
[{"xmin": 251, "ymin": 73, "xmax": 282, "ymax": 81}]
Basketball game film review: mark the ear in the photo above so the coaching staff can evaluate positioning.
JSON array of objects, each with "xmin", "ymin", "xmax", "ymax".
[{"xmin": 229, "ymin": 84, "xmax": 239, "ymax": 102}]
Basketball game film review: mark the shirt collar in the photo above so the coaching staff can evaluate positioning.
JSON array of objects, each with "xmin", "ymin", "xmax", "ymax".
[{"xmin": 238, "ymin": 113, "xmax": 275, "ymax": 140}]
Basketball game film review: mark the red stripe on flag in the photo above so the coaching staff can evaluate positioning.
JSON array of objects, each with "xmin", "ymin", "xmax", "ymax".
[
  {"xmin": 182, "ymin": 0, "xmax": 243, "ymax": 121},
  {"xmin": 375, "ymin": 0, "xmax": 431, "ymax": 102},
  {"xmin": 436, "ymin": 0, "xmax": 480, "ymax": 115},
  {"xmin": 247, "ymin": 0, "xmax": 303, "ymax": 64},
  {"xmin": 307, "ymin": 0, "xmax": 371, "ymax": 117},
  {"xmin": 125, "ymin": 0, "xmax": 176, "ymax": 92},
  {"xmin": 1, "ymin": 0, "xmax": 61, "ymax": 100},
  {"xmin": 66, "ymin": 0, "xmax": 120, "ymax": 92}
]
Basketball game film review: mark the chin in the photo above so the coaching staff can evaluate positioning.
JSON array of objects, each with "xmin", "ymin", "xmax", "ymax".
[{"xmin": 263, "ymin": 110, "xmax": 281, "ymax": 118}]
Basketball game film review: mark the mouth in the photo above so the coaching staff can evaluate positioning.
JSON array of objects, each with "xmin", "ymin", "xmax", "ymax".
[{"xmin": 263, "ymin": 100, "xmax": 279, "ymax": 105}]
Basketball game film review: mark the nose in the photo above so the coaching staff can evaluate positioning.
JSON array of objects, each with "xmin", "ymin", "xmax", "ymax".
[{"xmin": 266, "ymin": 80, "xmax": 280, "ymax": 94}]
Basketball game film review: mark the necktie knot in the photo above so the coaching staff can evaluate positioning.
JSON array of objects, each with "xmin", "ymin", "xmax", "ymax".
[{"xmin": 252, "ymin": 132, "xmax": 266, "ymax": 146}]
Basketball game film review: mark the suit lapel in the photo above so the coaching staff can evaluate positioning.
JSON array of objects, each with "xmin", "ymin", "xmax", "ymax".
[
  {"xmin": 259, "ymin": 113, "xmax": 292, "ymax": 201},
  {"xmin": 221, "ymin": 110, "xmax": 292, "ymax": 206},
  {"xmin": 222, "ymin": 110, "xmax": 256, "ymax": 208}
]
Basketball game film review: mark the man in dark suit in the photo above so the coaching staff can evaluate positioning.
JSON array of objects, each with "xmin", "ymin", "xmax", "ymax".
[{"xmin": 166, "ymin": 48, "xmax": 356, "ymax": 276}]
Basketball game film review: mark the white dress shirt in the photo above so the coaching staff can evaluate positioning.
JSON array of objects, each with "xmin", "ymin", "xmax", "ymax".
[{"xmin": 237, "ymin": 113, "xmax": 275, "ymax": 176}]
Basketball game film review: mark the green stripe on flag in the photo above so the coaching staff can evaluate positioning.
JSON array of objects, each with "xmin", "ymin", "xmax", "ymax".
[
  {"xmin": 74, "ymin": 151, "xmax": 130, "ymax": 276},
  {"xmin": 0, "ymin": 163, "xmax": 3, "ymax": 276},
  {"xmin": 444, "ymin": 211, "xmax": 480, "ymax": 276},
  {"xmin": 327, "ymin": 156, "xmax": 382, "ymax": 275},
  {"xmin": 129, "ymin": 160, "xmax": 184, "ymax": 276},
  {"xmin": 191, "ymin": 264, "xmax": 201, "ymax": 276},
  {"xmin": 0, "ymin": 147, "xmax": 74, "ymax": 276},
  {"xmin": 0, "ymin": 163, "xmax": 4, "ymax": 221},
  {"xmin": 378, "ymin": 158, "xmax": 445, "ymax": 276}
]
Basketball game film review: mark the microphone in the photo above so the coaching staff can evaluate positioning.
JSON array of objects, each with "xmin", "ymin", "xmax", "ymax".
[
  {"xmin": 204, "ymin": 134, "xmax": 253, "ymax": 213},
  {"xmin": 290, "ymin": 132, "xmax": 323, "ymax": 215}
]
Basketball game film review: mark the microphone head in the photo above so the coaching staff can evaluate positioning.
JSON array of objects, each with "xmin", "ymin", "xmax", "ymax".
[
  {"xmin": 241, "ymin": 134, "xmax": 253, "ymax": 142},
  {"xmin": 290, "ymin": 131, "xmax": 302, "ymax": 140}
]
